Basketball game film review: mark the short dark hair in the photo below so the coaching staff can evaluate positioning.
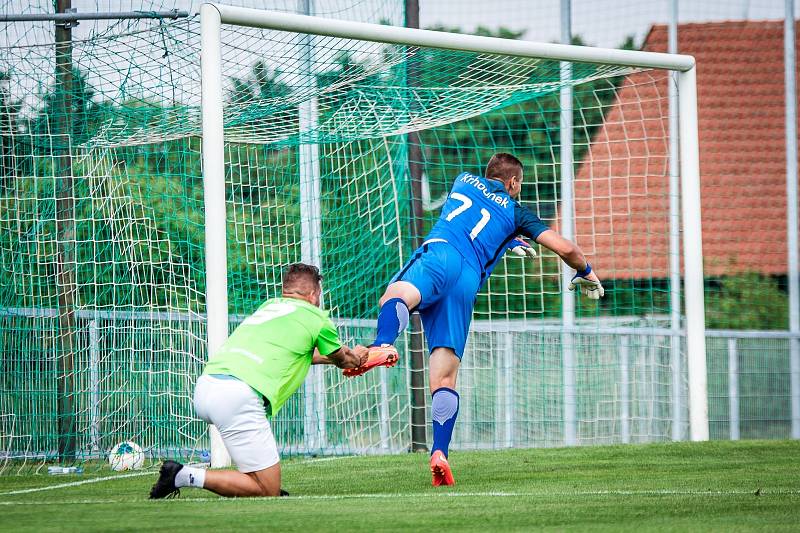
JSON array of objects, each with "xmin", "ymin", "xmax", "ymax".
[
  {"xmin": 485, "ymin": 153, "xmax": 523, "ymax": 182},
  {"xmin": 282, "ymin": 263, "xmax": 322, "ymax": 295}
]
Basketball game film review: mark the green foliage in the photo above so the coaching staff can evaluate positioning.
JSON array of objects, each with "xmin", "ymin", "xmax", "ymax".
[
  {"xmin": 705, "ymin": 273, "xmax": 789, "ymax": 330},
  {"xmin": 0, "ymin": 67, "xmax": 107, "ymax": 182},
  {"xmin": 0, "ymin": 71, "xmax": 23, "ymax": 190},
  {"xmin": 27, "ymin": 68, "xmax": 102, "ymax": 150},
  {"xmin": 230, "ymin": 60, "xmax": 292, "ymax": 104}
]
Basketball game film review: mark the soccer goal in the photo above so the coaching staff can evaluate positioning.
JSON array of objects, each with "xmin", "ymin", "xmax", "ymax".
[
  {"xmin": 198, "ymin": 3, "xmax": 706, "ymax": 465},
  {"xmin": 0, "ymin": 3, "xmax": 708, "ymax": 472}
]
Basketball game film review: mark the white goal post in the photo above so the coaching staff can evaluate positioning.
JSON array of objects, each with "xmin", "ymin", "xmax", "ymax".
[{"xmin": 198, "ymin": 3, "xmax": 709, "ymax": 465}]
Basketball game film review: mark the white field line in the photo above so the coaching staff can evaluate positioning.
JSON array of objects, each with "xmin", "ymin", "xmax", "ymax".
[
  {"xmin": 2, "ymin": 489, "xmax": 800, "ymax": 505},
  {"xmin": 288, "ymin": 455, "xmax": 359, "ymax": 464},
  {"xmin": 0, "ymin": 470, "xmax": 154, "ymax": 495},
  {"xmin": 0, "ymin": 458, "xmax": 351, "ymax": 496}
]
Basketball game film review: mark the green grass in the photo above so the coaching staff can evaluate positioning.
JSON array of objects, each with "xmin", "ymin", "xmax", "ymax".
[{"xmin": 1, "ymin": 441, "xmax": 799, "ymax": 532}]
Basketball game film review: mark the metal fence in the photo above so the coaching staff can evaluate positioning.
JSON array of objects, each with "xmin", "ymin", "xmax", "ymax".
[{"xmin": 1, "ymin": 307, "xmax": 797, "ymax": 461}]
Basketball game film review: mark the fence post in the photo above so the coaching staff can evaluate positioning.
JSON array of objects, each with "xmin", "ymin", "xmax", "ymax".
[
  {"xmin": 504, "ymin": 331, "xmax": 514, "ymax": 447},
  {"xmin": 728, "ymin": 337, "xmax": 740, "ymax": 440},
  {"xmin": 620, "ymin": 335, "xmax": 630, "ymax": 444},
  {"xmin": 89, "ymin": 319, "xmax": 101, "ymax": 452},
  {"xmin": 379, "ymin": 370, "xmax": 391, "ymax": 451},
  {"xmin": 303, "ymin": 367, "xmax": 327, "ymax": 452},
  {"xmin": 405, "ymin": 0, "xmax": 429, "ymax": 454}
]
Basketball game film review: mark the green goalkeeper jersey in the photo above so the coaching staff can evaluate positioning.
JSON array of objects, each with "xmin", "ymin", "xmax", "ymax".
[{"xmin": 202, "ymin": 297, "xmax": 342, "ymax": 416}]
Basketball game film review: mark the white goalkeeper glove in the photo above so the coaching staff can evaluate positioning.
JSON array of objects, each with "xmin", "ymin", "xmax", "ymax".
[
  {"xmin": 508, "ymin": 237, "xmax": 537, "ymax": 259},
  {"xmin": 568, "ymin": 264, "xmax": 605, "ymax": 300}
]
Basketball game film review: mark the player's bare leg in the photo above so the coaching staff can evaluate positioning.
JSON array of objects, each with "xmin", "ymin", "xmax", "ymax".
[
  {"xmin": 151, "ymin": 461, "xmax": 284, "ymax": 498},
  {"xmin": 429, "ymin": 347, "xmax": 460, "ymax": 486},
  {"xmin": 344, "ymin": 281, "xmax": 421, "ymax": 377},
  {"xmin": 429, "ymin": 347, "xmax": 459, "ymax": 391},
  {"xmin": 203, "ymin": 463, "xmax": 282, "ymax": 497}
]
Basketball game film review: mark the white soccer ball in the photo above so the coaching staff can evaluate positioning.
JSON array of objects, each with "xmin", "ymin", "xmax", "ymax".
[{"xmin": 108, "ymin": 441, "xmax": 145, "ymax": 472}]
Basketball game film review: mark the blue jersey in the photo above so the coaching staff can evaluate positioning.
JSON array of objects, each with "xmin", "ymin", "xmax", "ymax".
[{"xmin": 425, "ymin": 172, "xmax": 550, "ymax": 280}]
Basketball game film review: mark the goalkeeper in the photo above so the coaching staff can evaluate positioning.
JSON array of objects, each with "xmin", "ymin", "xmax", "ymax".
[
  {"xmin": 150, "ymin": 263, "xmax": 368, "ymax": 499},
  {"xmin": 346, "ymin": 153, "xmax": 603, "ymax": 486}
]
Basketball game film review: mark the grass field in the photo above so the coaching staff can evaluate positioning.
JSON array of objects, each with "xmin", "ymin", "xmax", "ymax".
[{"xmin": 1, "ymin": 440, "xmax": 799, "ymax": 532}]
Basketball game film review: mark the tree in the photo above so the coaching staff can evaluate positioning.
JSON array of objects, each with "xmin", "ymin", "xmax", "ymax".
[
  {"xmin": 706, "ymin": 273, "xmax": 789, "ymax": 330},
  {"xmin": 0, "ymin": 72, "xmax": 20, "ymax": 190},
  {"xmin": 0, "ymin": 71, "xmax": 30, "ymax": 189},
  {"xmin": 229, "ymin": 60, "xmax": 291, "ymax": 105},
  {"xmin": 27, "ymin": 67, "xmax": 100, "ymax": 151}
]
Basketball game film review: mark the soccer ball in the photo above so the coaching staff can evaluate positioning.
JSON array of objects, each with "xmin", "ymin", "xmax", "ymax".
[{"xmin": 108, "ymin": 441, "xmax": 145, "ymax": 472}]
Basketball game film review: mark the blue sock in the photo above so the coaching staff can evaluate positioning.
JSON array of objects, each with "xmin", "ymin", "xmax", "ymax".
[
  {"xmin": 431, "ymin": 387, "xmax": 459, "ymax": 457},
  {"xmin": 372, "ymin": 298, "xmax": 409, "ymax": 346}
]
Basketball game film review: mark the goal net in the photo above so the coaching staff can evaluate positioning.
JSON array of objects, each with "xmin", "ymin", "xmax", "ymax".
[{"xmin": 0, "ymin": 6, "xmax": 703, "ymax": 472}]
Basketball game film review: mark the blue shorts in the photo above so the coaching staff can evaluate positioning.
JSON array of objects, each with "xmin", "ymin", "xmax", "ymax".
[{"xmin": 391, "ymin": 240, "xmax": 481, "ymax": 359}]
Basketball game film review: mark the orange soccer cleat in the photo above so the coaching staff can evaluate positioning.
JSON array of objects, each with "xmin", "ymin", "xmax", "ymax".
[
  {"xmin": 342, "ymin": 344, "xmax": 399, "ymax": 377},
  {"xmin": 430, "ymin": 450, "xmax": 455, "ymax": 487}
]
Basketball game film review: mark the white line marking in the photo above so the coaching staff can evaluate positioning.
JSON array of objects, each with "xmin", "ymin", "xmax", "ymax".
[
  {"xmin": 227, "ymin": 489, "xmax": 800, "ymax": 500},
  {"xmin": 1, "ymin": 489, "xmax": 798, "ymax": 505},
  {"xmin": 0, "ymin": 471, "xmax": 153, "ymax": 496},
  {"xmin": 0, "ymin": 462, "xmax": 211, "ymax": 496},
  {"xmin": 291, "ymin": 456, "xmax": 359, "ymax": 464},
  {"xmin": 0, "ymin": 458, "xmax": 350, "ymax": 496}
]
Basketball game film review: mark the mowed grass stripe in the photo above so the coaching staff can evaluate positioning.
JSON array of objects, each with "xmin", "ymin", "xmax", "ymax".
[
  {"xmin": 2, "ymin": 489, "xmax": 800, "ymax": 506},
  {"xmin": 1, "ymin": 441, "xmax": 798, "ymax": 532}
]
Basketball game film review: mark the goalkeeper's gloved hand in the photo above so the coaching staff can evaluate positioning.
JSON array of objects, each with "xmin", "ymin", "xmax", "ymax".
[
  {"xmin": 508, "ymin": 237, "xmax": 537, "ymax": 260},
  {"xmin": 568, "ymin": 263, "xmax": 605, "ymax": 300}
]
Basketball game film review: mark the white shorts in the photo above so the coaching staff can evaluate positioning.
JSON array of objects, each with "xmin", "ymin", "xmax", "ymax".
[{"xmin": 193, "ymin": 374, "xmax": 280, "ymax": 473}]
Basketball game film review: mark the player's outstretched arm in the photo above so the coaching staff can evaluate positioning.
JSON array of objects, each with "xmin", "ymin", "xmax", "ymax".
[
  {"xmin": 535, "ymin": 229, "xmax": 605, "ymax": 299},
  {"xmin": 315, "ymin": 345, "xmax": 369, "ymax": 369},
  {"xmin": 535, "ymin": 230, "xmax": 586, "ymax": 269}
]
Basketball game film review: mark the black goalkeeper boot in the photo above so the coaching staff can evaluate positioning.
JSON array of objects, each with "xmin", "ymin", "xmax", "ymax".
[{"xmin": 149, "ymin": 460, "xmax": 183, "ymax": 499}]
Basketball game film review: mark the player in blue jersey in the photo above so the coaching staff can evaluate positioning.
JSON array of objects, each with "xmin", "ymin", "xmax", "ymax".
[{"xmin": 345, "ymin": 153, "xmax": 604, "ymax": 486}]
